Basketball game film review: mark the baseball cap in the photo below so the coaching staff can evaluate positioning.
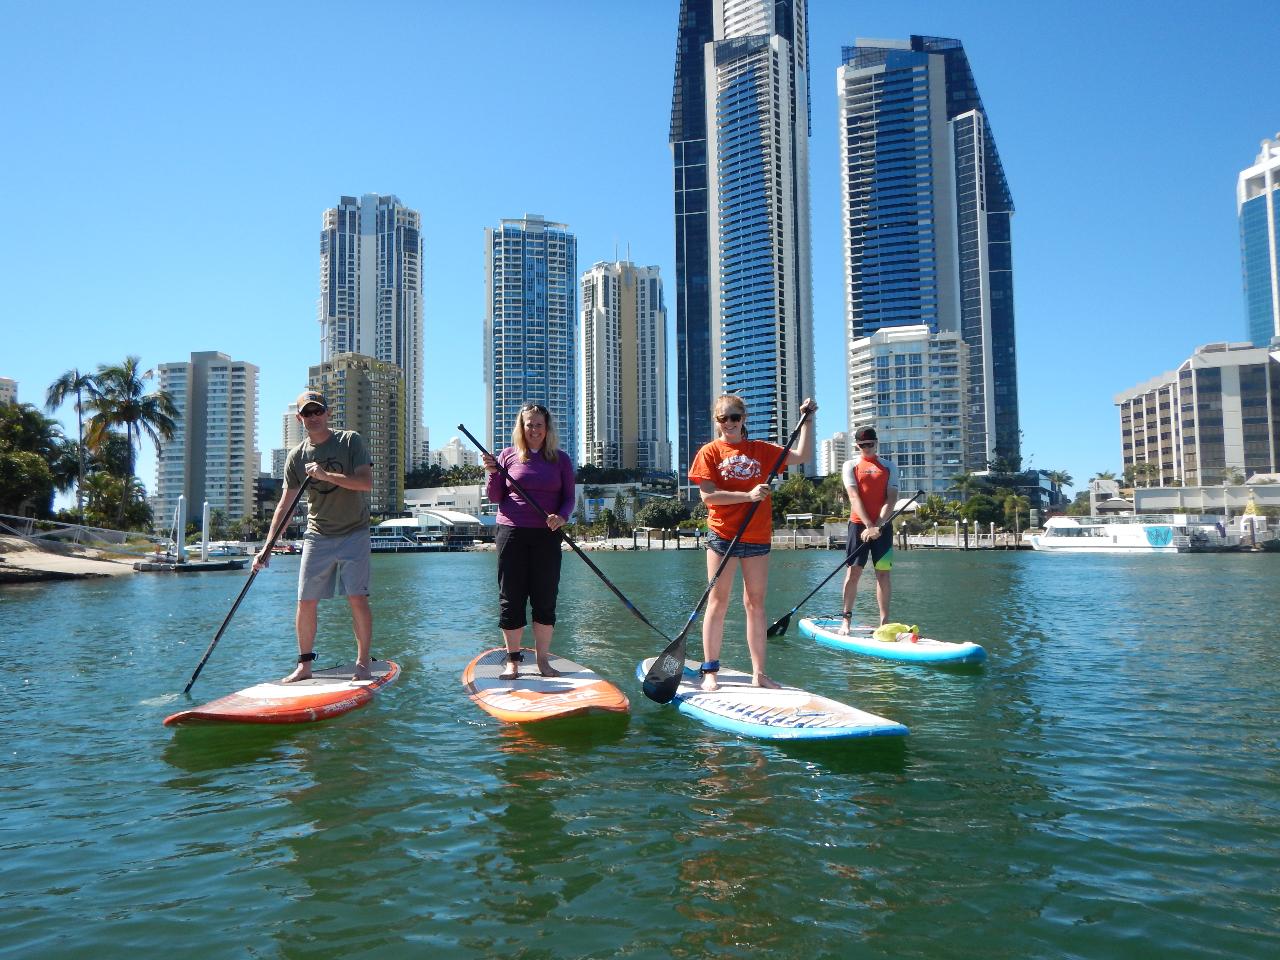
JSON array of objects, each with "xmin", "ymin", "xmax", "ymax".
[
  {"xmin": 296, "ymin": 390, "xmax": 327, "ymax": 413},
  {"xmin": 854, "ymin": 425, "xmax": 877, "ymax": 442}
]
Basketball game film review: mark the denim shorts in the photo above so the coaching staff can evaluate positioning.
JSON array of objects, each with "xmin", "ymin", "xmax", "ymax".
[{"xmin": 706, "ymin": 531, "xmax": 771, "ymax": 559}]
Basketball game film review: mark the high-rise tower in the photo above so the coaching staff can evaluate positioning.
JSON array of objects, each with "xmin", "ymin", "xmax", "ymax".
[
  {"xmin": 483, "ymin": 215, "xmax": 578, "ymax": 462},
  {"xmin": 839, "ymin": 36, "xmax": 1020, "ymax": 473},
  {"xmin": 1238, "ymin": 135, "xmax": 1280, "ymax": 348},
  {"xmin": 152, "ymin": 351, "xmax": 259, "ymax": 527},
  {"xmin": 319, "ymin": 194, "xmax": 424, "ymax": 472},
  {"xmin": 671, "ymin": 0, "xmax": 814, "ymax": 486},
  {"xmin": 580, "ymin": 261, "xmax": 670, "ymax": 472}
]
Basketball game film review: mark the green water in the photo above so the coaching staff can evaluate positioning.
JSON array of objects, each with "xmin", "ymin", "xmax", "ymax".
[{"xmin": 2, "ymin": 549, "xmax": 1278, "ymax": 959}]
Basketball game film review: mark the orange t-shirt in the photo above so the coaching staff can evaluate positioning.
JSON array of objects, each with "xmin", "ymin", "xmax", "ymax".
[{"xmin": 689, "ymin": 438, "xmax": 786, "ymax": 545}]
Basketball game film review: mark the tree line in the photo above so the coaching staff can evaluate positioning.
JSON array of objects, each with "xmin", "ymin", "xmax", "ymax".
[{"xmin": 1, "ymin": 357, "xmax": 176, "ymax": 529}]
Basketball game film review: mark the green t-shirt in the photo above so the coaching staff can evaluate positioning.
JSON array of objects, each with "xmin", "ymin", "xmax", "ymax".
[{"xmin": 285, "ymin": 430, "xmax": 372, "ymax": 537}]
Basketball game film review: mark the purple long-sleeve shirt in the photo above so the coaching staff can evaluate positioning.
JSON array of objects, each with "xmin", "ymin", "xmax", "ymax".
[{"xmin": 487, "ymin": 447, "xmax": 576, "ymax": 528}]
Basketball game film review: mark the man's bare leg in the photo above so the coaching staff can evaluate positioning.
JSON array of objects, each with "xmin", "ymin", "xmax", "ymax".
[
  {"xmin": 282, "ymin": 599, "xmax": 320, "ymax": 683},
  {"xmin": 348, "ymin": 594, "xmax": 373, "ymax": 680}
]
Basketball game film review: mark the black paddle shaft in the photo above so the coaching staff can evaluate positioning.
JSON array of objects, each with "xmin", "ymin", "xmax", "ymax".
[
  {"xmin": 456, "ymin": 423, "xmax": 672, "ymax": 646},
  {"xmin": 766, "ymin": 489, "xmax": 923, "ymax": 637},
  {"xmin": 181, "ymin": 477, "xmax": 312, "ymax": 695},
  {"xmin": 642, "ymin": 409, "xmax": 812, "ymax": 704}
]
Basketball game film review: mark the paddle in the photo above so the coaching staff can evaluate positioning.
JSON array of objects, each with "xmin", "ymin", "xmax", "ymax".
[
  {"xmin": 765, "ymin": 488, "xmax": 923, "ymax": 638},
  {"xmin": 641, "ymin": 409, "xmax": 812, "ymax": 704},
  {"xmin": 457, "ymin": 423, "xmax": 673, "ymax": 646},
  {"xmin": 181, "ymin": 477, "xmax": 311, "ymax": 695}
]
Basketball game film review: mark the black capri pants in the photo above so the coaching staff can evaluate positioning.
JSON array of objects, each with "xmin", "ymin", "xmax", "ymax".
[{"xmin": 495, "ymin": 525, "xmax": 563, "ymax": 630}]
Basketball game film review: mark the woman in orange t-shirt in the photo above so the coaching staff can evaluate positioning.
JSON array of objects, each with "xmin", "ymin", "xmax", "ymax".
[{"xmin": 688, "ymin": 393, "xmax": 817, "ymax": 690}]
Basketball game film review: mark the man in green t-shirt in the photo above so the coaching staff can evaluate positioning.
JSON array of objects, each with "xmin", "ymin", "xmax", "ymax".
[{"xmin": 254, "ymin": 390, "xmax": 375, "ymax": 682}]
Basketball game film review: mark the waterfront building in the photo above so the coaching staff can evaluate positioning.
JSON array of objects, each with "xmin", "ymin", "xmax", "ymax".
[
  {"xmin": 484, "ymin": 214, "xmax": 578, "ymax": 462},
  {"xmin": 1238, "ymin": 135, "xmax": 1280, "ymax": 347},
  {"xmin": 670, "ymin": 0, "xmax": 815, "ymax": 489},
  {"xmin": 319, "ymin": 194, "xmax": 424, "ymax": 471},
  {"xmin": 848, "ymin": 325, "xmax": 968, "ymax": 497},
  {"xmin": 270, "ymin": 449, "xmax": 287, "ymax": 480},
  {"xmin": 839, "ymin": 36, "xmax": 1020, "ymax": 473},
  {"xmin": 282, "ymin": 403, "xmax": 305, "ymax": 451},
  {"xmin": 1116, "ymin": 341, "xmax": 1280, "ymax": 486},
  {"xmin": 819, "ymin": 432, "xmax": 848, "ymax": 477},
  {"xmin": 580, "ymin": 260, "xmax": 671, "ymax": 472},
  {"xmin": 152, "ymin": 351, "xmax": 259, "ymax": 528},
  {"xmin": 432, "ymin": 436, "xmax": 479, "ymax": 470},
  {"xmin": 309, "ymin": 353, "xmax": 405, "ymax": 518},
  {"xmin": 0, "ymin": 377, "xmax": 16, "ymax": 405}
]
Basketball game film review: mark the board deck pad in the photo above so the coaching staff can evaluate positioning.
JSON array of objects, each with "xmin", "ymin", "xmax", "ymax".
[
  {"xmin": 462, "ymin": 648, "xmax": 630, "ymax": 723},
  {"xmin": 799, "ymin": 617, "xmax": 987, "ymax": 665},
  {"xmin": 163, "ymin": 660, "xmax": 400, "ymax": 727},
  {"xmin": 635, "ymin": 658, "xmax": 908, "ymax": 741}
]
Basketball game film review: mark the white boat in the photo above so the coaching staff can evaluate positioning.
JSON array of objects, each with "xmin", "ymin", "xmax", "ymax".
[{"xmin": 1029, "ymin": 514, "xmax": 1231, "ymax": 554}]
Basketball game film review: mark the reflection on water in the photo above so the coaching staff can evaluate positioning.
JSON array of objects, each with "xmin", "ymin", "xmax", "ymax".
[{"xmin": 1, "ymin": 550, "xmax": 1278, "ymax": 958}]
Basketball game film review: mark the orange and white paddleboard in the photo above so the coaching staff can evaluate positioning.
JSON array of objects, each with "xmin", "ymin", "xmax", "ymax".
[
  {"xmin": 163, "ymin": 660, "xmax": 400, "ymax": 727},
  {"xmin": 462, "ymin": 648, "xmax": 629, "ymax": 723}
]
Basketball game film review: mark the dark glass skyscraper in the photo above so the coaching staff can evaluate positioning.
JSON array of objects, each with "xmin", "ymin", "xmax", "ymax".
[
  {"xmin": 840, "ymin": 36, "xmax": 1020, "ymax": 471},
  {"xmin": 671, "ymin": 0, "xmax": 814, "ymax": 488},
  {"xmin": 670, "ymin": 0, "xmax": 715, "ymax": 489},
  {"xmin": 1238, "ymin": 136, "xmax": 1280, "ymax": 348}
]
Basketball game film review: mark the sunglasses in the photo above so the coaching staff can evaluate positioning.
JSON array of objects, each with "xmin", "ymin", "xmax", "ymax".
[
  {"xmin": 857, "ymin": 440, "xmax": 876, "ymax": 448},
  {"xmin": 301, "ymin": 407, "xmax": 326, "ymax": 417},
  {"xmin": 716, "ymin": 413, "xmax": 743, "ymax": 424}
]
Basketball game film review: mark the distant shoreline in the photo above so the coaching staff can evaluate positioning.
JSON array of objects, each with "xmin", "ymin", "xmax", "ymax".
[{"xmin": 0, "ymin": 535, "xmax": 135, "ymax": 584}]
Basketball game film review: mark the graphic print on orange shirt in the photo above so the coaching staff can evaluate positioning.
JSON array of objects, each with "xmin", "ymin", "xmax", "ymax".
[{"xmin": 689, "ymin": 438, "xmax": 785, "ymax": 545}]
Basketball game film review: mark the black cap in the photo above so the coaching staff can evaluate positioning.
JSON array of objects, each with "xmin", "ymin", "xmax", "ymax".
[{"xmin": 854, "ymin": 426, "xmax": 877, "ymax": 442}]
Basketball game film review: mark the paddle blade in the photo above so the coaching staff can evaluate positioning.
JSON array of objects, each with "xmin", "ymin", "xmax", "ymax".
[
  {"xmin": 766, "ymin": 613, "xmax": 791, "ymax": 638},
  {"xmin": 642, "ymin": 635, "xmax": 687, "ymax": 704}
]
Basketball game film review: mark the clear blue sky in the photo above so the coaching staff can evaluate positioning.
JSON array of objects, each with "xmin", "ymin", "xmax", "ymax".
[{"xmin": 4, "ymin": 1, "xmax": 1277, "ymax": 498}]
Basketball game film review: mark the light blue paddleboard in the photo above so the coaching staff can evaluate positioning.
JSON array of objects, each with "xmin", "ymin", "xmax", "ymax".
[
  {"xmin": 635, "ymin": 658, "xmax": 908, "ymax": 741},
  {"xmin": 799, "ymin": 617, "xmax": 987, "ymax": 665}
]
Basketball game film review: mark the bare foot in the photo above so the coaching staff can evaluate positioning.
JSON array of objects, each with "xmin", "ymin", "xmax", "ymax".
[
  {"xmin": 351, "ymin": 661, "xmax": 372, "ymax": 682},
  {"xmin": 838, "ymin": 620, "xmax": 851, "ymax": 636},
  {"xmin": 500, "ymin": 659, "xmax": 519, "ymax": 681},
  {"xmin": 700, "ymin": 672, "xmax": 719, "ymax": 692},
  {"xmin": 537, "ymin": 658, "xmax": 561, "ymax": 678},
  {"xmin": 752, "ymin": 672, "xmax": 782, "ymax": 689},
  {"xmin": 281, "ymin": 664, "xmax": 312, "ymax": 684}
]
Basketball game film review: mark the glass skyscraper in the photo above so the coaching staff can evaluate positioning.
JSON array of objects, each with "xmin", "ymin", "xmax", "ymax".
[
  {"xmin": 839, "ymin": 36, "xmax": 1020, "ymax": 473},
  {"xmin": 1238, "ymin": 135, "xmax": 1280, "ymax": 348},
  {"xmin": 671, "ymin": 0, "xmax": 716, "ymax": 489},
  {"xmin": 484, "ymin": 215, "xmax": 578, "ymax": 463},
  {"xmin": 319, "ymin": 194, "xmax": 424, "ymax": 472},
  {"xmin": 671, "ymin": 0, "xmax": 814, "ymax": 485}
]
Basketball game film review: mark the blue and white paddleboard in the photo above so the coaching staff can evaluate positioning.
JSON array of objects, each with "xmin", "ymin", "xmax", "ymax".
[
  {"xmin": 798, "ymin": 617, "xmax": 987, "ymax": 665},
  {"xmin": 635, "ymin": 658, "xmax": 908, "ymax": 741}
]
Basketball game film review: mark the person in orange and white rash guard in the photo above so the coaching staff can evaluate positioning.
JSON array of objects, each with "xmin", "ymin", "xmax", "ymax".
[
  {"xmin": 688, "ymin": 393, "xmax": 817, "ymax": 691},
  {"xmin": 838, "ymin": 425, "xmax": 899, "ymax": 634}
]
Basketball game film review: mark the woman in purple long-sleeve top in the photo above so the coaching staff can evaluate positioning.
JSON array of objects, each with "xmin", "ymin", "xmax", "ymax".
[{"xmin": 481, "ymin": 403, "xmax": 576, "ymax": 680}]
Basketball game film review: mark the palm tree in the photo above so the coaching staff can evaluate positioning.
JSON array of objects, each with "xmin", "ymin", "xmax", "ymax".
[
  {"xmin": 1045, "ymin": 469, "xmax": 1073, "ymax": 490},
  {"xmin": 949, "ymin": 470, "xmax": 985, "ymax": 503},
  {"xmin": 45, "ymin": 367, "xmax": 97, "ymax": 521},
  {"xmin": 84, "ymin": 356, "xmax": 178, "ymax": 529}
]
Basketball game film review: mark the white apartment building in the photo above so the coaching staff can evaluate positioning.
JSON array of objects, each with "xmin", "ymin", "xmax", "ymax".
[
  {"xmin": 320, "ymin": 194, "xmax": 424, "ymax": 471},
  {"xmin": 433, "ymin": 436, "xmax": 478, "ymax": 470},
  {"xmin": 0, "ymin": 377, "xmax": 16, "ymax": 405},
  {"xmin": 152, "ymin": 351, "xmax": 259, "ymax": 527},
  {"xmin": 848, "ymin": 326, "xmax": 967, "ymax": 497},
  {"xmin": 580, "ymin": 260, "xmax": 671, "ymax": 472},
  {"xmin": 820, "ymin": 432, "xmax": 849, "ymax": 477}
]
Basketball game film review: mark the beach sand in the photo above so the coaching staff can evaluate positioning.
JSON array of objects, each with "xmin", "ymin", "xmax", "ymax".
[{"xmin": 0, "ymin": 535, "xmax": 136, "ymax": 583}]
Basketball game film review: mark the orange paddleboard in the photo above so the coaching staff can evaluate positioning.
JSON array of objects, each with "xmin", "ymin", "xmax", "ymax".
[
  {"xmin": 462, "ymin": 648, "xmax": 629, "ymax": 723},
  {"xmin": 163, "ymin": 660, "xmax": 400, "ymax": 726}
]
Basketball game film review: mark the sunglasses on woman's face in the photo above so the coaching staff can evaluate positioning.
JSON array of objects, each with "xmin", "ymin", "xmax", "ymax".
[{"xmin": 716, "ymin": 413, "xmax": 743, "ymax": 424}]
